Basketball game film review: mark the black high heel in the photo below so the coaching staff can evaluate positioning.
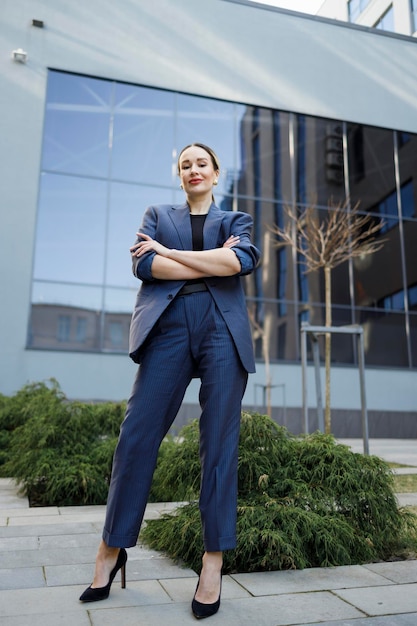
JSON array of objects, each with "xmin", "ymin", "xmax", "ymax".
[
  {"xmin": 79, "ymin": 548, "xmax": 127, "ymax": 602},
  {"xmin": 191, "ymin": 574, "xmax": 222, "ymax": 619}
]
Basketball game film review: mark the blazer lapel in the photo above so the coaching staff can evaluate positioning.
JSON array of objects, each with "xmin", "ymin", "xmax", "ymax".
[
  {"xmin": 203, "ymin": 204, "xmax": 224, "ymax": 250},
  {"xmin": 168, "ymin": 204, "xmax": 193, "ymax": 250}
]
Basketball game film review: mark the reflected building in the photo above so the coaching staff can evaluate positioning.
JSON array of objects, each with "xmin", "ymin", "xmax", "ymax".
[{"xmin": 29, "ymin": 304, "xmax": 131, "ymax": 353}]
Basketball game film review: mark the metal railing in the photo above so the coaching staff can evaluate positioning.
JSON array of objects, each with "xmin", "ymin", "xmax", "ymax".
[{"xmin": 300, "ymin": 322, "xmax": 369, "ymax": 455}]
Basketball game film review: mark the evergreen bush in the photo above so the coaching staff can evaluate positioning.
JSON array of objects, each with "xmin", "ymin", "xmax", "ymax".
[
  {"xmin": 142, "ymin": 412, "xmax": 417, "ymax": 573},
  {"xmin": 1, "ymin": 380, "xmax": 125, "ymax": 505}
]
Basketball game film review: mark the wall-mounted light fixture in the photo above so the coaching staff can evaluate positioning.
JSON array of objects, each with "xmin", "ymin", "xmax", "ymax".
[{"xmin": 11, "ymin": 48, "xmax": 28, "ymax": 63}]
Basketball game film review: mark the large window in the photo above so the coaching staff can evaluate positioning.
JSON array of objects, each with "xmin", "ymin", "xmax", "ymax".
[
  {"xmin": 412, "ymin": 0, "xmax": 417, "ymax": 32},
  {"xmin": 374, "ymin": 5, "xmax": 394, "ymax": 31},
  {"xmin": 29, "ymin": 70, "xmax": 417, "ymax": 368},
  {"xmin": 348, "ymin": 0, "xmax": 370, "ymax": 22}
]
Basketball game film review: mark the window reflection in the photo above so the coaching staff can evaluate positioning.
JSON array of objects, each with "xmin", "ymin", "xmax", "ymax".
[
  {"xmin": 296, "ymin": 116, "xmax": 345, "ymax": 207},
  {"xmin": 352, "ymin": 218, "xmax": 402, "ymax": 308},
  {"xmin": 42, "ymin": 72, "xmax": 112, "ymax": 177},
  {"xmin": 410, "ymin": 313, "xmax": 417, "ymax": 368},
  {"xmin": 347, "ymin": 124, "xmax": 395, "ymax": 212},
  {"xmin": 30, "ymin": 302, "xmax": 101, "ymax": 351},
  {"xmin": 237, "ymin": 107, "xmax": 292, "ymax": 203},
  {"xmin": 106, "ymin": 183, "xmax": 173, "ymax": 289},
  {"xmin": 29, "ymin": 283, "xmax": 103, "ymax": 351},
  {"xmin": 34, "ymin": 174, "xmax": 107, "ymax": 284},
  {"xmin": 112, "ymin": 84, "xmax": 175, "ymax": 186},
  {"xmin": 396, "ymin": 130, "xmax": 417, "ymax": 321},
  {"xmin": 301, "ymin": 304, "xmax": 355, "ymax": 364},
  {"xmin": 356, "ymin": 309, "xmax": 408, "ymax": 367}
]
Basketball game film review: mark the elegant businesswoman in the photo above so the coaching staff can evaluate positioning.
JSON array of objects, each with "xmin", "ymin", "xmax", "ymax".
[{"xmin": 79, "ymin": 143, "xmax": 261, "ymax": 619}]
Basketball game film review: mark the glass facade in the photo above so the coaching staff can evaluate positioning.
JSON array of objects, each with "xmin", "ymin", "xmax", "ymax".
[{"xmin": 28, "ymin": 70, "xmax": 417, "ymax": 369}]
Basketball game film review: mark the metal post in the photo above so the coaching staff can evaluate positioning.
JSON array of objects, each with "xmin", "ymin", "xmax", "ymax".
[
  {"xmin": 357, "ymin": 330, "xmax": 369, "ymax": 455},
  {"xmin": 311, "ymin": 336, "xmax": 324, "ymax": 433},
  {"xmin": 300, "ymin": 323, "xmax": 369, "ymax": 454},
  {"xmin": 301, "ymin": 324, "xmax": 308, "ymax": 434}
]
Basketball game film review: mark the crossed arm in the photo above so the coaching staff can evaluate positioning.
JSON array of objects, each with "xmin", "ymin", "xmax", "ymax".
[{"xmin": 130, "ymin": 233, "xmax": 241, "ymax": 280}]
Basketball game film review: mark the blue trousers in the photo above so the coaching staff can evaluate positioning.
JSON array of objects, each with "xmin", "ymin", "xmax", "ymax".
[{"xmin": 102, "ymin": 290, "xmax": 248, "ymax": 551}]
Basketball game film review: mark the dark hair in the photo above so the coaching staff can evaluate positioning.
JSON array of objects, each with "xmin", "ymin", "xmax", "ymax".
[{"xmin": 177, "ymin": 143, "xmax": 220, "ymax": 175}]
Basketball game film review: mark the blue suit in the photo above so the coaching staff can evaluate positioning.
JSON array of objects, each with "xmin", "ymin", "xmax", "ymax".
[{"xmin": 102, "ymin": 203, "xmax": 261, "ymax": 552}]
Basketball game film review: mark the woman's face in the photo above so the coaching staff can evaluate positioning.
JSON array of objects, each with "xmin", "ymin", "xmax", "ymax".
[{"xmin": 178, "ymin": 145, "xmax": 219, "ymax": 198}]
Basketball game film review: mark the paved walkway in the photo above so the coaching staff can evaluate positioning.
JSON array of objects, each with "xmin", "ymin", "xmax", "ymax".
[{"xmin": 0, "ymin": 439, "xmax": 416, "ymax": 625}]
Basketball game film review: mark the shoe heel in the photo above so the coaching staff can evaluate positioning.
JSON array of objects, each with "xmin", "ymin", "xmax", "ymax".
[{"xmin": 79, "ymin": 547, "xmax": 128, "ymax": 603}]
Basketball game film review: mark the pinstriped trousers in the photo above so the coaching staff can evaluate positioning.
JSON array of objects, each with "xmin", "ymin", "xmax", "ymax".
[{"xmin": 102, "ymin": 290, "xmax": 248, "ymax": 552}]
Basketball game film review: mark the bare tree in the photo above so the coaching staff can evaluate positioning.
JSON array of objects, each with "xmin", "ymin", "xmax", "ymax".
[{"xmin": 271, "ymin": 200, "xmax": 385, "ymax": 434}]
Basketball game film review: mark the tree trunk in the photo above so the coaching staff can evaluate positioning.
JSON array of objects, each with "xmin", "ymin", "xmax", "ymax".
[{"xmin": 324, "ymin": 265, "xmax": 332, "ymax": 434}]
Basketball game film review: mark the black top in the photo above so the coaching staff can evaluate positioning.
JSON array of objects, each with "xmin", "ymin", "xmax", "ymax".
[
  {"xmin": 185, "ymin": 214, "xmax": 207, "ymax": 286},
  {"xmin": 190, "ymin": 214, "xmax": 207, "ymax": 251}
]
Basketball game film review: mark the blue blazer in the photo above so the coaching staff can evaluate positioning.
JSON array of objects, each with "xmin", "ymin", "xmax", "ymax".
[{"xmin": 129, "ymin": 203, "xmax": 261, "ymax": 373}]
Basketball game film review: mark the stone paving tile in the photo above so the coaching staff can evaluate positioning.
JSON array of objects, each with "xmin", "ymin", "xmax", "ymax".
[
  {"xmin": 0, "ymin": 497, "xmax": 28, "ymax": 510},
  {"xmin": 1, "ymin": 611, "xmax": 92, "ymax": 626},
  {"xmin": 125, "ymin": 555, "xmax": 196, "ymax": 581},
  {"xmin": 0, "ymin": 536, "xmax": 38, "ymax": 551},
  {"xmin": 4, "ymin": 545, "xmax": 99, "ymax": 569},
  {"xmin": 38, "ymin": 532, "xmax": 100, "ymax": 550},
  {"xmin": 0, "ymin": 567, "xmax": 45, "ymax": 590},
  {"xmin": 0, "ymin": 581, "xmax": 172, "ymax": 618},
  {"xmin": 364, "ymin": 560, "xmax": 417, "ymax": 584},
  {"xmin": 0, "ymin": 481, "xmax": 28, "ymax": 511},
  {"xmin": 57, "ymin": 505, "xmax": 106, "ymax": 515},
  {"xmin": 232, "ymin": 564, "xmax": 391, "ymax": 596},
  {"xmin": 302, "ymin": 614, "xmax": 417, "ymax": 626},
  {"xmin": 90, "ymin": 590, "xmax": 364, "ymax": 626},
  {"xmin": 1, "ymin": 507, "xmax": 60, "ymax": 517},
  {"xmin": 6, "ymin": 513, "xmax": 105, "ymax": 526},
  {"xmin": 335, "ymin": 582, "xmax": 417, "ymax": 616},
  {"xmin": 45, "ymin": 562, "xmax": 106, "ymax": 587},
  {"xmin": 130, "ymin": 543, "xmax": 172, "ymax": 560},
  {"xmin": 0, "ymin": 522, "xmax": 99, "ymax": 538},
  {"xmin": 339, "ymin": 439, "xmax": 417, "ymax": 467},
  {"xmin": 160, "ymin": 575, "xmax": 249, "ymax": 603},
  {"xmin": 397, "ymin": 493, "xmax": 417, "ymax": 506}
]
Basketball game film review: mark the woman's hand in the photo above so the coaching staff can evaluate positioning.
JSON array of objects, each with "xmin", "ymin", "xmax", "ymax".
[
  {"xmin": 223, "ymin": 235, "xmax": 240, "ymax": 249},
  {"xmin": 130, "ymin": 233, "xmax": 171, "ymax": 258}
]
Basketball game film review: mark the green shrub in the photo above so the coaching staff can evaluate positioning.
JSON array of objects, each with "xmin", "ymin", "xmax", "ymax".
[
  {"xmin": 0, "ymin": 381, "xmax": 60, "ymax": 469},
  {"xmin": 142, "ymin": 412, "xmax": 417, "ymax": 573},
  {"xmin": 148, "ymin": 421, "xmax": 201, "ymax": 502},
  {"xmin": 2, "ymin": 380, "xmax": 125, "ymax": 505},
  {"xmin": 3, "ymin": 383, "xmax": 416, "ymax": 573}
]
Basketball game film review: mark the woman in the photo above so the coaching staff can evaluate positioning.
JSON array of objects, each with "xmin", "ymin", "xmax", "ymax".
[{"xmin": 79, "ymin": 143, "xmax": 261, "ymax": 619}]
